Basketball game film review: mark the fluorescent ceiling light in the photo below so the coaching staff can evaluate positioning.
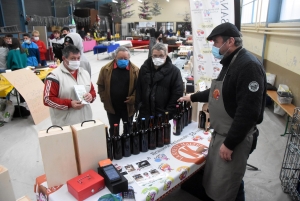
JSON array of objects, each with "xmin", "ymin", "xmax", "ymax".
[
  {"xmin": 112, "ymin": 0, "xmax": 118, "ymax": 3},
  {"xmin": 138, "ymin": 0, "xmax": 143, "ymax": 2}
]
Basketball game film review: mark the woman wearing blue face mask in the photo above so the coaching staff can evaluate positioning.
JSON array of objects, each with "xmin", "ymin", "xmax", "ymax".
[{"xmin": 97, "ymin": 46, "xmax": 140, "ymax": 136}]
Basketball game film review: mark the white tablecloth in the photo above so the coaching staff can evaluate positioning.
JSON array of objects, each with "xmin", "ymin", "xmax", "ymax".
[
  {"xmin": 115, "ymin": 41, "xmax": 133, "ymax": 48},
  {"xmin": 35, "ymin": 122, "xmax": 211, "ymax": 201}
]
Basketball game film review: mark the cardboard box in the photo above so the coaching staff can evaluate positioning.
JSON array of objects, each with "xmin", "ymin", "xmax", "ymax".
[
  {"xmin": 0, "ymin": 165, "xmax": 15, "ymax": 201},
  {"xmin": 67, "ymin": 170, "xmax": 105, "ymax": 201},
  {"xmin": 71, "ymin": 120, "xmax": 107, "ymax": 174},
  {"xmin": 38, "ymin": 126, "xmax": 78, "ymax": 188}
]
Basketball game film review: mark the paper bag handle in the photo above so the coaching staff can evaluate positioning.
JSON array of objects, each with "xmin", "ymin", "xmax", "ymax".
[
  {"xmin": 46, "ymin": 125, "xmax": 63, "ymax": 133},
  {"xmin": 81, "ymin": 120, "xmax": 96, "ymax": 127}
]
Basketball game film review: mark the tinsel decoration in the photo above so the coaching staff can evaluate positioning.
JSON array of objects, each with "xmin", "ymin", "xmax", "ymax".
[
  {"xmin": 138, "ymin": 0, "xmax": 152, "ymax": 20},
  {"xmin": 110, "ymin": 0, "xmax": 135, "ymax": 19},
  {"xmin": 26, "ymin": 15, "xmax": 90, "ymax": 27},
  {"xmin": 150, "ymin": 1, "xmax": 162, "ymax": 16}
]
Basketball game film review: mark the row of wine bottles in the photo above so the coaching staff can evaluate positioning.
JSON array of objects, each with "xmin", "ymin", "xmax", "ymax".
[
  {"xmin": 106, "ymin": 112, "xmax": 172, "ymax": 161},
  {"xmin": 173, "ymin": 101, "xmax": 193, "ymax": 135},
  {"xmin": 106, "ymin": 102, "xmax": 193, "ymax": 161}
]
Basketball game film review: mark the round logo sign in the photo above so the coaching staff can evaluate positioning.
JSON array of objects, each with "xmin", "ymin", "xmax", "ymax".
[
  {"xmin": 248, "ymin": 81, "xmax": 259, "ymax": 92},
  {"xmin": 171, "ymin": 142, "xmax": 207, "ymax": 165}
]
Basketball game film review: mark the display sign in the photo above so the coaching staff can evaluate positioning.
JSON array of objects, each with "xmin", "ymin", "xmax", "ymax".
[
  {"xmin": 2, "ymin": 69, "xmax": 50, "ymax": 124},
  {"xmin": 189, "ymin": 0, "xmax": 235, "ymax": 87}
]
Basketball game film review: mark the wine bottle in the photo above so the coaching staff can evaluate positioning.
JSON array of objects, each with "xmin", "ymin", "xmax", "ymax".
[
  {"xmin": 105, "ymin": 126, "xmax": 113, "ymax": 161},
  {"xmin": 200, "ymin": 111, "xmax": 206, "ymax": 129},
  {"xmin": 187, "ymin": 101, "xmax": 192, "ymax": 124},
  {"xmin": 148, "ymin": 116, "xmax": 156, "ymax": 150},
  {"xmin": 164, "ymin": 112, "xmax": 171, "ymax": 144},
  {"xmin": 112, "ymin": 124, "xmax": 123, "ymax": 160},
  {"xmin": 178, "ymin": 102, "xmax": 184, "ymax": 131},
  {"xmin": 173, "ymin": 105, "xmax": 182, "ymax": 136},
  {"xmin": 121, "ymin": 122, "xmax": 131, "ymax": 157},
  {"xmin": 184, "ymin": 101, "xmax": 189, "ymax": 127},
  {"xmin": 156, "ymin": 114, "xmax": 164, "ymax": 147},
  {"xmin": 131, "ymin": 119, "xmax": 140, "ymax": 155},
  {"xmin": 139, "ymin": 118, "xmax": 149, "ymax": 152}
]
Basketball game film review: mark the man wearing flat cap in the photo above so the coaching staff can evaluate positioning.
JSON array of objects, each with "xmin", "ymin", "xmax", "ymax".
[{"xmin": 178, "ymin": 22, "xmax": 266, "ymax": 201}]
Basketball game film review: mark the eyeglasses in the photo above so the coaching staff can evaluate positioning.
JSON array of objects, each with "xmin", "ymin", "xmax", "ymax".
[{"xmin": 152, "ymin": 55, "xmax": 165, "ymax": 59}]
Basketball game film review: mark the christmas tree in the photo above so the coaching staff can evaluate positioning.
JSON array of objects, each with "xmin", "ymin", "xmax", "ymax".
[
  {"xmin": 138, "ymin": 0, "xmax": 152, "ymax": 20},
  {"xmin": 150, "ymin": 1, "xmax": 162, "ymax": 16},
  {"xmin": 110, "ymin": 0, "xmax": 134, "ymax": 19}
]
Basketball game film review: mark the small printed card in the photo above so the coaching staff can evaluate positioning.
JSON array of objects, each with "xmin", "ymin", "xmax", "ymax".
[{"xmin": 74, "ymin": 85, "xmax": 89, "ymax": 104}]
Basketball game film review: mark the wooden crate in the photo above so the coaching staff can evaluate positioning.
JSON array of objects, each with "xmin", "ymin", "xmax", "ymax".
[
  {"xmin": 0, "ymin": 165, "xmax": 15, "ymax": 201},
  {"xmin": 71, "ymin": 120, "xmax": 107, "ymax": 174},
  {"xmin": 38, "ymin": 126, "xmax": 78, "ymax": 188}
]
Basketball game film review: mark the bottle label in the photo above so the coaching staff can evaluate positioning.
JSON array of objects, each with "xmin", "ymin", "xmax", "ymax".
[{"xmin": 173, "ymin": 120, "xmax": 176, "ymax": 134}]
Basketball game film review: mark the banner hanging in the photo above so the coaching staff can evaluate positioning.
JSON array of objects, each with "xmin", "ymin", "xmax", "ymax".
[{"xmin": 189, "ymin": 0, "xmax": 235, "ymax": 88}]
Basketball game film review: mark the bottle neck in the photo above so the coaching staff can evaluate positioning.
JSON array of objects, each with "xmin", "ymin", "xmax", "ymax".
[
  {"xmin": 141, "ymin": 120, "xmax": 146, "ymax": 130},
  {"xmin": 123, "ymin": 123, "xmax": 128, "ymax": 134},
  {"xmin": 165, "ymin": 113, "xmax": 169, "ymax": 123},
  {"xmin": 114, "ymin": 126, "xmax": 119, "ymax": 136},
  {"xmin": 105, "ymin": 127, "xmax": 109, "ymax": 138},
  {"xmin": 132, "ymin": 121, "xmax": 137, "ymax": 133}
]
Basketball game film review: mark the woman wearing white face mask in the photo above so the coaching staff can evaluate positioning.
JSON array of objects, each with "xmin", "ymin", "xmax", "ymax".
[
  {"xmin": 135, "ymin": 43, "xmax": 183, "ymax": 124},
  {"xmin": 43, "ymin": 45, "xmax": 96, "ymax": 126}
]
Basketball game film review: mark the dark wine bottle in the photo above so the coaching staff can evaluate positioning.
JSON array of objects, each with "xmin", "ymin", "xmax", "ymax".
[
  {"xmin": 173, "ymin": 105, "xmax": 182, "ymax": 136},
  {"xmin": 200, "ymin": 111, "xmax": 206, "ymax": 129},
  {"xmin": 148, "ymin": 116, "xmax": 156, "ymax": 150},
  {"xmin": 139, "ymin": 118, "xmax": 148, "ymax": 152},
  {"xmin": 178, "ymin": 102, "xmax": 184, "ymax": 131},
  {"xmin": 112, "ymin": 124, "xmax": 123, "ymax": 160},
  {"xmin": 105, "ymin": 126, "xmax": 113, "ymax": 161},
  {"xmin": 184, "ymin": 101, "xmax": 189, "ymax": 127},
  {"xmin": 156, "ymin": 114, "xmax": 164, "ymax": 147},
  {"xmin": 131, "ymin": 119, "xmax": 140, "ymax": 155},
  {"xmin": 164, "ymin": 112, "xmax": 171, "ymax": 144},
  {"xmin": 121, "ymin": 122, "xmax": 131, "ymax": 157},
  {"xmin": 187, "ymin": 101, "xmax": 192, "ymax": 124}
]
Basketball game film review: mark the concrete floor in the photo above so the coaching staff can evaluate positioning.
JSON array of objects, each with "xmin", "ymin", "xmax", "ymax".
[{"xmin": 0, "ymin": 50, "xmax": 292, "ymax": 201}]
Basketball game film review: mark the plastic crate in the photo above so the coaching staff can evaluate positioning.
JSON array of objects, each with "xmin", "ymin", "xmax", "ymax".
[{"xmin": 278, "ymin": 96, "xmax": 293, "ymax": 104}]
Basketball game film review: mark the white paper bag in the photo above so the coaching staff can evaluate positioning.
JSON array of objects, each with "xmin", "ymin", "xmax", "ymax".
[
  {"xmin": 38, "ymin": 126, "xmax": 78, "ymax": 188},
  {"xmin": 71, "ymin": 120, "xmax": 107, "ymax": 174}
]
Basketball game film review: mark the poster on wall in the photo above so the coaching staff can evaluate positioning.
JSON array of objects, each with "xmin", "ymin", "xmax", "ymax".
[{"xmin": 189, "ymin": 0, "xmax": 235, "ymax": 88}]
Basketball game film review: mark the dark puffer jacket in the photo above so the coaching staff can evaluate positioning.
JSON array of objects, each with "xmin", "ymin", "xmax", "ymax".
[{"xmin": 135, "ymin": 56, "xmax": 183, "ymax": 120}]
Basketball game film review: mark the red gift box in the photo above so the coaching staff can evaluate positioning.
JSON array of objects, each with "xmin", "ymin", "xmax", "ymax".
[{"xmin": 67, "ymin": 170, "xmax": 105, "ymax": 201}]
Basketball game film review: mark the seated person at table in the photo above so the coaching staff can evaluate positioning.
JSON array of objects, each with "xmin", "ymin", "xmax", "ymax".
[
  {"xmin": 22, "ymin": 33, "xmax": 41, "ymax": 67},
  {"xmin": 97, "ymin": 46, "xmax": 139, "ymax": 135},
  {"xmin": 64, "ymin": 33, "xmax": 91, "ymax": 77},
  {"xmin": 4, "ymin": 34, "xmax": 13, "ymax": 50},
  {"xmin": 135, "ymin": 43, "xmax": 183, "ymax": 123},
  {"xmin": 7, "ymin": 38, "xmax": 27, "ymax": 103},
  {"xmin": 32, "ymin": 30, "xmax": 48, "ymax": 66},
  {"xmin": 0, "ymin": 37, "xmax": 8, "ymax": 73},
  {"xmin": 7, "ymin": 38, "xmax": 27, "ymax": 71},
  {"xmin": 43, "ymin": 45, "xmax": 96, "ymax": 126}
]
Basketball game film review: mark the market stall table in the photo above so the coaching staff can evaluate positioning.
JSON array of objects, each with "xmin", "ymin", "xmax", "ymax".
[
  {"xmin": 83, "ymin": 40, "xmax": 97, "ymax": 52},
  {"xmin": 34, "ymin": 122, "xmax": 211, "ymax": 201},
  {"xmin": 116, "ymin": 40, "xmax": 133, "ymax": 48},
  {"xmin": 93, "ymin": 44, "xmax": 120, "ymax": 60}
]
